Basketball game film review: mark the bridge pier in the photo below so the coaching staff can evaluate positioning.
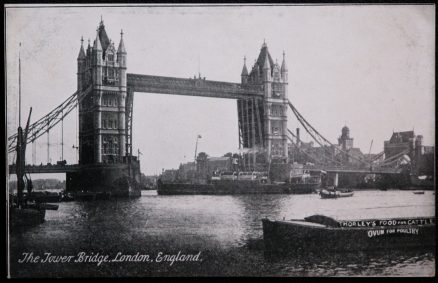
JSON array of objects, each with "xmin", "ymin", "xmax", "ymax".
[{"xmin": 66, "ymin": 160, "xmax": 141, "ymax": 197}]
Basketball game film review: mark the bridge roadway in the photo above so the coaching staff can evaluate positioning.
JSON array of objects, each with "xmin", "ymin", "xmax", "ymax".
[
  {"xmin": 8, "ymin": 164, "xmax": 81, "ymax": 174},
  {"xmin": 9, "ymin": 164, "xmax": 402, "ymax": 175},
  {"xmin": 127, "ymin": 73, "xmax": 264, "ymax": 100}
]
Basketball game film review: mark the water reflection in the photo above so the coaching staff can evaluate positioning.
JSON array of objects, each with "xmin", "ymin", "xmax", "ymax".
[{"xmin": 9, "ymin": 189, "xmax": 435, "ymax": 277}]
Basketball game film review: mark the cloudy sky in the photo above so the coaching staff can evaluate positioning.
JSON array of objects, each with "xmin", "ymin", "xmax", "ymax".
[{"xmin": 6, "ymin": 4, "xmax": 435, "ymax": 176}]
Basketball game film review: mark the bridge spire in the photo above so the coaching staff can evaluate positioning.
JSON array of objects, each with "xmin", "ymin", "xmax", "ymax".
[
  {"xmin": 241, "ymin": 56, "xmax": 248, "ymax": 76},
  {"xmin": 263, "ymin": 49, "xmax": 270, "ymax": 70},
  {"xmin": 281, "ymin": 50, "xmax": 288, "ymax": 72},
  {"xmin": 77, "ymin": 36, "xmax": 86, "ymax": 59},
  {"xmin": 281, "ymin": 50, "xmax": 288, "ymax": 82},
  {"xmin": 117, "ymin": 29, "xmax": 126, "ymax": 54},
  {"xmin": 93, "ymin": 28, "xmax": 102, "ymax": 51},
  {"xmin": 241, "ymin": 56, "xmax": 248, "ymax": 84}
]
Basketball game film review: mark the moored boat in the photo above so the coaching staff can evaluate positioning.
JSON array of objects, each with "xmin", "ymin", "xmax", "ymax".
[
  {"xmin": 60, "ymin": 191, "xmax": 75, "ymax": 202},
  {"xmin": 27, "ymin": 191, "xmax": 62, "ymax": 202},
  {"xmin": 320, "ymin": 188, "xmax": 354, "ymax": 199},
  {"xmin": 9, "ymin": 50, "xmax": 48, "ymax": 229},
  {"xmin": 10, "ymin": 205, "xmax": 46, "ymax": 228},
  {"xmin": 262, "ymin": 215, "xmax": 435, "ymax": 253},
  {"xmin": 157, "ymin": 166, "xmax": 322, "ymax": 195}
]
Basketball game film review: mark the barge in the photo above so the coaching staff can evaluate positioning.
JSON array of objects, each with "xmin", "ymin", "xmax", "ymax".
[{"xmin": 262, "ymin": 215, "xmax": 435, "ymax": 253}]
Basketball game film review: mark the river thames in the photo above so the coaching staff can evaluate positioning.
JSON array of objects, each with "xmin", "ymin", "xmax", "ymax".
[{"xmin": 8, "ymin": 189, "xmax": 435, "ymax": 277}]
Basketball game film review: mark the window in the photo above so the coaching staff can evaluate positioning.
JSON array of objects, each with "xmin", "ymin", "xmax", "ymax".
[
  {"xmin": 103, "ymin": 120, "xmax": 107, "ymax": 129},
  {"xmin": 113, "ymin": 139, "xmax": 118, "ymax": 154},
  {"xmin": 103, "ymin": 137, "xmax": 109, "ymax": 154}
]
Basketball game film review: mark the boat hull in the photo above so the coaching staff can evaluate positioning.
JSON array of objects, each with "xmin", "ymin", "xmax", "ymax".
[
  {"xmin": 262, "ymin": 218, "xmax": 435, "ymax": 253},
  {"xmin": 9, "ymin": 206, "xmax": 46, "ymax": 228},
  {"xmin": 157, "ymin": 180, "xmax": 319, "ymax": 195}
]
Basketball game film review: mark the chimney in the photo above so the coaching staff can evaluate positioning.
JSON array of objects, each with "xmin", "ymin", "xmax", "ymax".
[{"xmin": 296, "ymin": 128, "xmax": 300, "ymax": 146}]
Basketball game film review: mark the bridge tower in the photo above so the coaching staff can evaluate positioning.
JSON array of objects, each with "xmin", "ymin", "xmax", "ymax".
[
  {"xmin": 238, "ymin": 42, "xmax": 289, "ymax": 170},
  {"xmin": 77, "ymin": 19, "xmax": 127, "ymax": 165},
  {"xmin": 68, "ymin": 19, "xmax": 141, "ymax": 197}
]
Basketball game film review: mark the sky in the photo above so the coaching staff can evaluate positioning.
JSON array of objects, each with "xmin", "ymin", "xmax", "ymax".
[{"xmin": 6, "ymin": 4, "xmax": 435, "ymax": 177}]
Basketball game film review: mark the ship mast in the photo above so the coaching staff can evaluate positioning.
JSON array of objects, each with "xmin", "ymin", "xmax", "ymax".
[
  {"xmin": 19, "ymin": 43, "xmax": 21, "ymax": 128},
  {"xmin": 15, "ymin": 43, "xmax": 32, "ymax": 207},
  {"xmin": 16, "ymin": 43, "xmax": 24, "ymax": 206}
]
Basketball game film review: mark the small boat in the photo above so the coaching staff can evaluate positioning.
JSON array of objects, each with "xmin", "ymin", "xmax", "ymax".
[
  {"xmin": 60, "ymin": 192, "xmax": 75, "ymax": 202},
  {"xmin": 39, "ymin": 203, "xmax": 59, "ymax": 210},
  {"xmin": 413, "ymin": 191, "xmax": 425, "ymax": 195},
  {"xmin": 262, "ymin": 215, "xmax": 435, "ymax": 253},
  {"xmin": 320, "ymin": 187, "xmax": 354, "ymax": 199}
]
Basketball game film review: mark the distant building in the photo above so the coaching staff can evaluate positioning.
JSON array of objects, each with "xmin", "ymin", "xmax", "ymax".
[
  {"xmin": 338, "ymin": 126, "xmax": 354, "ymax": 151},
  {"xmin": 206, "ymin": 157, "xmax": 232, "ymax": 173},
  {"xmin": 178, "ymin": 162, "xmax": 196, "ymax": 181},
  {"xmin": 413, "ymin": 135, "xmax": 434, "ymax": 176},
  {"xmin": 160, "ymin": 169, "xmax": 178, "ymax": 182},
  {"xmin": 384, "ymin": 131, "xmax": 415, "ymax": 159},
  {"xmin": 383, "ymin": 131, "xmax": 434, "ymax": 176},
  {"xmin": 196, "ymin": 156, "xmax": 232, "ymax": 178},
  {"xmin": 335, "ymin": 126, "xmax": 366, "ymax": 166},
  {"xmin": 288, "ymin": 126, "xmax": 365, "ymax": 167}
]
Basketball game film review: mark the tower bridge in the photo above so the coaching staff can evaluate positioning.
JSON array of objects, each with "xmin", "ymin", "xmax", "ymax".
[{"xmin": 8, "ymin": 19, "xmax": 403, "ymax": 195}]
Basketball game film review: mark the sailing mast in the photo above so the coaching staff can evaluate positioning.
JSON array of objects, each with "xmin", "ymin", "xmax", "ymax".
[
  {"xmin": 16, "ymin": 42, "xmax": 24, "ymax": 207},
  {"xmin": 15, "ymin": 43, "xmax": 32, "ymax": 207}
]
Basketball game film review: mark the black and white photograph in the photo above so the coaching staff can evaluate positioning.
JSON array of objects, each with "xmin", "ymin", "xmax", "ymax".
[{"xmin": 5, "ymin": 3, "xmax": 435, "ymax": 277}]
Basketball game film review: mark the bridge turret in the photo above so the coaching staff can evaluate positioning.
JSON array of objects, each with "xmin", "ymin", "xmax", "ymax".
[
  {"xmin": 117, "ymin": 29, "xmax": 127, "ymax": 84},
  {"xmin": 263, "ymin": 48, "xmax": 271, "ymax": 82},
  {"xmin": 117, "ymin": 29, "xmax": 127, "ymax": 64},
  {"xmin": 281, "ymin": 51, "xmax": 288, "ymax": 83},
  {"xmin": 77, "ymin": 36, "xmax": 86, "ymax": 60},
  {"xmin": 241, "ymin": 56, "xmax": 248, "ymax": 85},
  {"xmin": 86, "ymin": 39, "xmax": 91, "ymax": 68},
  {"xmin": 93, "ymin": 28, "xmax": 103, "ymax": 85},
  {"xmin": 77, "ymin": 36, "xmax": 86, "ymax": 91},
  {"xmin": 117, "ymin": 29, "xmax": 127, "ymax": 157}
]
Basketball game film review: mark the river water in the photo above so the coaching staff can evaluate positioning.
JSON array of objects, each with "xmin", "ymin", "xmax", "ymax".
[{"xmin": 8, "ymin": 189, "xmax": 435, "ymax": 277}]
